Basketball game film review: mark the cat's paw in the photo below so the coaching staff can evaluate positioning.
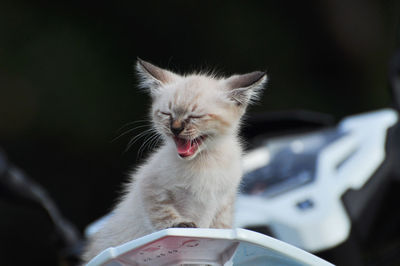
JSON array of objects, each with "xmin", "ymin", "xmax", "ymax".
[{"xmin": 172, "ymin": 222, "xmax": 197, "ymax": 228}]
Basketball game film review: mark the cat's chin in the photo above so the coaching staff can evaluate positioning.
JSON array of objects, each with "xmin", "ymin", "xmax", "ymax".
[{"xmin": 173, "ymin": 135, "xmax": 207, "ymax": 160}]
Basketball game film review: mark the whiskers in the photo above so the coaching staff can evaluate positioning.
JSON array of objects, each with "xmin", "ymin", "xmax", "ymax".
[
  {"xmin": 112, "ymin": 120, "xmax": 163, "ymax": 158},
  {"xmin": 136, "ymin": 129, "xmax": 163, "ymax": 159},
  {"xmin": 112, "ymin": 120, "xmax": 149, "ymax": 141}
]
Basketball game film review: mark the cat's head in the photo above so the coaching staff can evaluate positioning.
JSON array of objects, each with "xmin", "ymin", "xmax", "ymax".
[{"xmin": 136, "ymin": 58, "xmax": 267, "ymax": 160}]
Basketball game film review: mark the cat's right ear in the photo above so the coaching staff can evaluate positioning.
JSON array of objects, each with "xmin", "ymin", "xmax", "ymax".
[
  {"xmin": 136, "ymin": 58, "xmax": 180, "ymax": 97},
  {"xmin": 225, "ymin": 71, "xmax": 267, "ymax": 107}
]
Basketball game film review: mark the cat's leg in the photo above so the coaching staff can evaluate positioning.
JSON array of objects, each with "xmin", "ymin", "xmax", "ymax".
[
  {"xmin": 143, "ymin": 190, "xmax": 197, "ymax": 230},
  {"xmin": 210, "ymin": 197, "xmax": 234, "ymax": 229}
]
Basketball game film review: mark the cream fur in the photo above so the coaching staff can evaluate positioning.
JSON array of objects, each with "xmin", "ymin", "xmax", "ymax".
[{"xmin": 82, "ymin": 60, "xmax": 267, "ymax": 262}]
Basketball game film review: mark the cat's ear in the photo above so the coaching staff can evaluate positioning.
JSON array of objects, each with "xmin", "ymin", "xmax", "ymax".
[
  {"xmin": 136, "ymin": 58, "xmax": 180, "ymax": 96},
  {"xmin": 225, "ymin": 71, "xmax": 267, "ymax": 106}
]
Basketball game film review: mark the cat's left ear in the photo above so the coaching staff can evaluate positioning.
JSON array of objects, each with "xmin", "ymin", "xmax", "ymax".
[
  {"xmin": 224, "ymin": 71, "xmax": 268, "ymax": 107},
  {"xmin": 136, "ymin": 58, "xmax": 180, "ymax": 96}
]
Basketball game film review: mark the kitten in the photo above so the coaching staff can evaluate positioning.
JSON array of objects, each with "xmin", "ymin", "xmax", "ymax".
[{"xmin": 82, "ymin": 59, "xmax": 267, "ymax": 262}]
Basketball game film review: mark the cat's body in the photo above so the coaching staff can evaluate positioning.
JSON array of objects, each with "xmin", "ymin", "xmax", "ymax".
[{"xmin": 82, "ymin": 59, "xmax": 267, "ymax": 262}]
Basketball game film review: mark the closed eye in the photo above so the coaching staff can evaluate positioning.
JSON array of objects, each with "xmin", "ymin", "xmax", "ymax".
[
  {"xmin": 188, "ymin": 114, "xmax": 205, "ymax": 119},
  {"xmin": 160, "ymin": 111, "xmax": 172, "ymax": 116}
]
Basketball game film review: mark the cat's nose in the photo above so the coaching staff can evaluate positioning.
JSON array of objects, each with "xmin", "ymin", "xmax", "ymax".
[{"xmin": 171, "ymin": 120, "xmax": 185, "ymax": 136}]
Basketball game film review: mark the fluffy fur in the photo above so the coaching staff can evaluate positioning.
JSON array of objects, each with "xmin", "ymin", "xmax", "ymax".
[{"xmin": 82, "ymin": 59, "xmax": 267, "ymax": 262}]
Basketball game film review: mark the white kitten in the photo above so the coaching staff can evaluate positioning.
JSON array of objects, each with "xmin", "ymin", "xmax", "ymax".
[{"xmin": 82, "ymin": 59, "xmax": 267, "ymax": 262}]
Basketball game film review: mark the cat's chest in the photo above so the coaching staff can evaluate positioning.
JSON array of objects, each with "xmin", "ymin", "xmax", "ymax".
[
  {"xmin": 181, "ymin": 158, "xmax": 240, "ymax": 190},
  {"xmin": 170, "ymin": 182, "xmax": 223, "ymax": 222},
  {"xmin": 151, "ymin": 144, "xmax": 242, "ymax": 201},
  {"xmin": 167, "ymin": 160, "xmax": 241, "ymax": 206}
]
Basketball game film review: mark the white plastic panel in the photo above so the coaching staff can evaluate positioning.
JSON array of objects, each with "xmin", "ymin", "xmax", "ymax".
[{"xmin": 86, "ymin": 228, "xmax": 333, "ymax": 266}]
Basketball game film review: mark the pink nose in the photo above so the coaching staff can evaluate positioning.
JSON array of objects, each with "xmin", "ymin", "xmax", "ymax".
[{"xmin": 171, "ymin": 120, "xmax": 185, "ymax": 136}]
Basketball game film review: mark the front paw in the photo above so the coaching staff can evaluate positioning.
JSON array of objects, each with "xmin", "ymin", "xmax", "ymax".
[{"xmin": 172, "ymin": 222, "xmax": 197, "ymax": 228}]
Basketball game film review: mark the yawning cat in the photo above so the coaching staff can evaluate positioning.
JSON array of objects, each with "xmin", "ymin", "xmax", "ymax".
[{"xmin": 82, "ymin": 59, "xmax": 267, "ymax": 262}]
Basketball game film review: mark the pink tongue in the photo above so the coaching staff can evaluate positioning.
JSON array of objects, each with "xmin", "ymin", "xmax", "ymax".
[{"xmin": 175, "ymin": 138, "xmax": 195, "ymax": 157}]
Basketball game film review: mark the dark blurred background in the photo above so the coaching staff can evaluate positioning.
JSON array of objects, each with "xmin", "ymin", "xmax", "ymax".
[{"xmin": 1, "ymin": 0, "xmax": 400, "ymax": 265}]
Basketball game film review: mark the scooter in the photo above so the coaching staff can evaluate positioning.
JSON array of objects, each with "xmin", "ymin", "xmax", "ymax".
[{"xmin": 5, "ymin": 51, "xmax": 400, "ymax": 266}]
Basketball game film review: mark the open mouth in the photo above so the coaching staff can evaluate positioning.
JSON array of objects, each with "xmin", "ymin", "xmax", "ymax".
[{"xmin": 173, "ymin": 135, "xmax": 207, "ymax": 158}]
